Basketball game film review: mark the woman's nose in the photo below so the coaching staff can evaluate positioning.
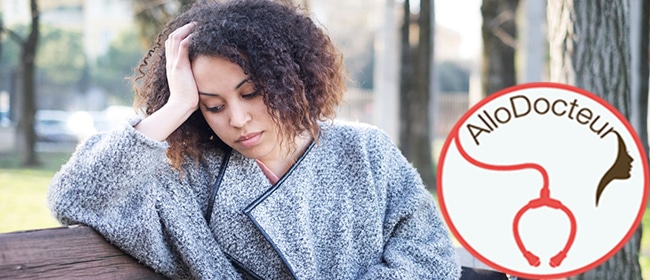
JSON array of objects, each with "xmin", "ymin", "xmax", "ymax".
[{"xmin": 229, "ymin": 102, "xmax": 251, "ymax": 128}]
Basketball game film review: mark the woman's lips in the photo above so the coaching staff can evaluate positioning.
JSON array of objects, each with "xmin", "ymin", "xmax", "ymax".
[{"xmin": 236, "ymin": 132, "xmax": 262, "ymax": 148}]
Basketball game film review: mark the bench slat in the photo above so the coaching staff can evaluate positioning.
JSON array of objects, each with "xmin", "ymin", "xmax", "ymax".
[
  {"xmin": 0, "ymin": 225, "xmax": 166, "ymax": 279},
  {"xmin": 0, "ymin": 225, "xmax": 508, "ymax": 279}
]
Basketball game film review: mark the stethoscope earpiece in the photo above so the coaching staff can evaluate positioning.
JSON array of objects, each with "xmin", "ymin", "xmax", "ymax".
[{"xmin": 513, "ymin": 194, "xmax": 576, "ymax": 268}]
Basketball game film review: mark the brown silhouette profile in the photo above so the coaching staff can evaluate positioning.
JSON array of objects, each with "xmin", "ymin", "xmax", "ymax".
[{"xmin": 596, "ymin": 131, "xmax": 633, "ymax": 206}]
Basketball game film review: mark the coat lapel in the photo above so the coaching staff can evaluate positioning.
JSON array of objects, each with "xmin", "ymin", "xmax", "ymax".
[
  {"xmin": 207, "ymin": 151, "xmax": 292, "ymax": 278},
  {"xmin": 243, "ymin": 141, "xmax": 317, "ymax": 280}
]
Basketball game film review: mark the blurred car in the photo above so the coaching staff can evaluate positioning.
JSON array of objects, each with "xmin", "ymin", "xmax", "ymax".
[
  {"xmin": 95, "ymin": 105, "xmax": 137, "ymax": 132},
  {"xmin": 35, "ymin": 106, "xmax": 136, "ymax": 143},
  {"xmin": 35, "ymin": 110, "xmax": 79, "ymax": 142}
]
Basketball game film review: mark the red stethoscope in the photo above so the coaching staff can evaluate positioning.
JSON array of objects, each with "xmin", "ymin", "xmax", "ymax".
[{"xmin": 453, "ymin": 134, "xmax": 577, "ymax": 267}]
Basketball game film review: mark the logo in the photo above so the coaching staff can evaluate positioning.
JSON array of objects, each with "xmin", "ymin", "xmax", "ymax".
[{"xmin": 437, "ymin": 82, "xmax": 648, "ymax": 278}]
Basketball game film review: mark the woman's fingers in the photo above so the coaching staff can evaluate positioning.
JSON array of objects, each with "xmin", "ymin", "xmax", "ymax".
[
  {"xmin": 166, "ymin": 22, "xmax": 196, "ymax": 70},
  {"xmin": 165, "ymin": 22, "xmax": 199, "ymax": 112},
  {"xmin": 135, "ymin": 22, "xmax": 199, "ymax": 141}
]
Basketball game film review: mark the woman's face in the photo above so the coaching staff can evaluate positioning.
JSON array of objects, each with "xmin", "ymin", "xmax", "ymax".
[{"xmin": 192, "ymin": 55, "xmax": 281, "ymax": 162}]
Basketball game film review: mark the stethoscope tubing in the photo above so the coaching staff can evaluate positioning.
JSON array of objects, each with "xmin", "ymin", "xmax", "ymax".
[{"xmin": 452, "ymin": 133, "xmax": 577, "ymax": 267}]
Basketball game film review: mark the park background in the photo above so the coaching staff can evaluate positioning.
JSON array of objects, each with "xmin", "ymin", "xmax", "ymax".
[{"xmin": 0, "ymin": 0, "xmax": 648, "ymax": 279}]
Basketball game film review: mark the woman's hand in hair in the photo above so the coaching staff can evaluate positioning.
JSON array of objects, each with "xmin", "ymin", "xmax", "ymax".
[
  {"xmin": 165, "ymin": 22, "xmax": 199, "ymax": 113},
  {"xmin": 134, "ymin": 22, "xmax": 199, "ymax": 141}
]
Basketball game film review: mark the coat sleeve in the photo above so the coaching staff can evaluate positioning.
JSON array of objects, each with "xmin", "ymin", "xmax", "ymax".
[
  {"xmin": 358, "ymin": 129, "xmax": 462, "ymax": 280},
  {"xmin": 47, "ymin": 119, "xmax": 241, "ymax": 280}
]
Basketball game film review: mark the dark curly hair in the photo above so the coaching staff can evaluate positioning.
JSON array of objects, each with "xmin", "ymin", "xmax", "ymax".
[{"xmin": 132, "ymin": 0, "xmax": 347, "ymax": 169}]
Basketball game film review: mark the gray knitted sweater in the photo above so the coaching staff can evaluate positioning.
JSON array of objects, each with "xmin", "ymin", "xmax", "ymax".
[{"xmin": 47, "ymin": 119, "xmax": 461, "ymax": 280}]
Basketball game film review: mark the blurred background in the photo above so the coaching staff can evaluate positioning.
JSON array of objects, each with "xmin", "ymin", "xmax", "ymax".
[
  {"xmin": 0, "ymin": 0, "xmax": 490, "ymax": 164},
  {"xmin": 1, "ymin": 0, "xmax": 649, "ymax": 278}
]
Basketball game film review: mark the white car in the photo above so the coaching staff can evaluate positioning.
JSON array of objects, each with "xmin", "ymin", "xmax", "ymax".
[{"xmin": 35, "ymin": 110, "xmax": 79, "ymax": 142}]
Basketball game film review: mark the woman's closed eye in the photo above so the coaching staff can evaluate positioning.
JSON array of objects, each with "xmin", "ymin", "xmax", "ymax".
[
  {"xmin": 205, "ymin": 104, "xmax": 225, "ymax": 112},
  {"xmin": 204, "ymin": 91, "xmax": 258, "ymax": 112},
  {"xmin": 242, "ymin": 90, "xmax": 260, "ymax": 99}
]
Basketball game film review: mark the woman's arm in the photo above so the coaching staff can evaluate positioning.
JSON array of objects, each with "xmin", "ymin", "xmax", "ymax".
[
  {"xmin": 47, "ymin": 122, "xmax": 241, "ymax": 279},
  {"xmin": 47, "ymin": 121, "xmax": 190, "ymax": 278}
]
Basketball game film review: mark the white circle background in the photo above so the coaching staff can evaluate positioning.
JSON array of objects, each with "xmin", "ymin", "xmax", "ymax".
[{"xmin": 439, "ymin": 86, "xmax": 647, "ymax": 276}]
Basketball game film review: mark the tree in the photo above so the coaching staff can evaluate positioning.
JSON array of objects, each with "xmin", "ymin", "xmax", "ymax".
[
  {"xmin": 132, "ymin": 0, "xmax": 195, "ymax": 47},
  {"xmin": 399, "ymin": 0, "xmax": 436, "ymax": 190},
  {"xmin": 547, "ymin": 0, "xmax": 642, "ymax": 278},
  {"xmin": 481, "ymin": 0, "xmax": 519, "ymax": 96},
  {"xmin": 0, "ymin": 0, "xmax": 40, "ymax": 166},
  {"xmin": 37, "ymin": 27, "xmax": 85, "ymax": 86}
]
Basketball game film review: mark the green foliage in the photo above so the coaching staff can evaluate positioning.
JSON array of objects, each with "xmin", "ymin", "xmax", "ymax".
[
  {"xmin": 0, "ymin": 35, "xmax": 20, "ymax": 66},
  {"xmin": 0, "ymin": 25, "xmax": 24, "ymax": 84},
  {"xmin": 1, "ymin": 24, "xmax": 85, "ymax": 88},
  {"xmin": 1, "ymin": 21, "xmax": 147, "ymax": 106},
  {"xmin": 37, "ymin": 26, "xmax": 85, "ymax": 85},
  {"xmin": 132, "ymin": 0, "xmax": 196, "ymax": 48},
  {"xmin": 0, "ymin": 36, "xmax": 19, "ymax": 90},
  {"xmin": 93, "ymin": 29, "xmax": 147, "ymax": 104}
]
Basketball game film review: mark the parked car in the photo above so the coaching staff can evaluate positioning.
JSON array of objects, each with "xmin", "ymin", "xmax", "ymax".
[
  {"xmin": 95, "ymin": 105, "xmax": 136, "ymax": 132},
  {"xmin": 35, "ymin": 110, "xmax": 79, "ymax": 142},
  {"xmin": 35, "ymin": 106, "xmax": 136, "ymax": 143}
]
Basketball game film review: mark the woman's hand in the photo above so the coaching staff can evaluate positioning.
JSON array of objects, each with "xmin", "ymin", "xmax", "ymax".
[
  {"xmin": 165, "ymin": 22, "xmax": 199, "ymax": 112},
  {"xmin": 135, "ymin": 22, "xmax": 200, "ymax": 141}
]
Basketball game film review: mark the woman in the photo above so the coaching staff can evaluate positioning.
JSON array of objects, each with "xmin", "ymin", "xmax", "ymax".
[{"xmin": 47, "ymin": 0, "xmax": 460, "ymax": 279}]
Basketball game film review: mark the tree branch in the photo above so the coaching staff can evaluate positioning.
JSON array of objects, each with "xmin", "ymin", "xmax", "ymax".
[
  {"xmin": 488, "ymin": 10, "xmax": 518, "ymax": 48},
  {"xmin": 0, "ymin": 27, "xmax": 25, "ymax": 45}
]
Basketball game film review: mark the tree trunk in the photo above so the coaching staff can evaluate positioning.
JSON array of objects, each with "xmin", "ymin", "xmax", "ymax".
[
  {"xmin": 399, "ymin": 0, "xmax": 413, "ymax": 157},
  {"xmin": 19, "ymin": 0, "xmax": 39, "ymax": 167},
  {"xmin": 630, "ymin": 0, "xmax": 650, "ymax": 170},
  {"xmin": 481, "ymin": 0, "xmax": 519, "ymax": 96},
  {"xmin": 399, "ymin": 0, "xmax": 436, "ymax": 190},
  {"xmin": 412, "ymin": 0, "xmax": 435, "ymax": 189},
  {"xmin": 548, "ymin": 0, "xmax": 642, "ymax": 278}
]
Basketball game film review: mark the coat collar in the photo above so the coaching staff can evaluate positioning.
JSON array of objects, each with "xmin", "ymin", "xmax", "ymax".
[{"xmin": 209, "ymin": 141, "xmax": 318, "ymax": 279}]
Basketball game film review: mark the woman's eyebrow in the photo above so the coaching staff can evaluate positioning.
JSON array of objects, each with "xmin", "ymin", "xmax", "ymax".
[
  {"xmin": 198, "ymin": 78, "xmax": 250, "ymax": 96},
  {"xmin": 234, "ymin": 78, "xmax": 250, "ymax": 90},
  {"xmin": 198, "ymin": 91, "xmax": 219, "ymax": 97}
]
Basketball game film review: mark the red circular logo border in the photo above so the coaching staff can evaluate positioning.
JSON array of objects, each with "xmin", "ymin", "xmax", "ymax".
[{"xmin": 436, "ymin": 82, "xmax": 650, "ymax": 278}]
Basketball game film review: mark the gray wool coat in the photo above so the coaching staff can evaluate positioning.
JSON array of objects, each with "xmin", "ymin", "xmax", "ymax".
[{"xmin": 47, "ymin": 119, "xmax": 461, "ymax": 280}]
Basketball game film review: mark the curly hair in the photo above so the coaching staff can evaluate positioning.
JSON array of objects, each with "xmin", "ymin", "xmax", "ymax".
[{"xmin": 132, "ymin": 0, "xmax": 347, "ymax": 169}]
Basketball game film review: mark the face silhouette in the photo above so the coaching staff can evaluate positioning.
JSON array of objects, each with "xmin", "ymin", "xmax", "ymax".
[
  {"xmin": 611, "ymin": 132, "xmax": 633, "ymax": 179},
  {"xmin": 595, "ymin": 132, "xmax": 633, "ymax": 206}
]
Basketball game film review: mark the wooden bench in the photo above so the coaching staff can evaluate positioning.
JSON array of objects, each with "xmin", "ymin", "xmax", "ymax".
[
  {"xmin": 0, "ymin": 225, "xmax": 507, "ymax": 279},
  {"xmin": 0, "ymin": 225, "xmax": 165, "ymax": 279}
]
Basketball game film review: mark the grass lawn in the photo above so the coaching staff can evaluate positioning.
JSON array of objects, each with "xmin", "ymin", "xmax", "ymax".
[{"xmin": 0, "ymin": 151, "xmax": 71, "ymax": 233}]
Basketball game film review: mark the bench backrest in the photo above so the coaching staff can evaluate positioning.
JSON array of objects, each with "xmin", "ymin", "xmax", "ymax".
[
  {"xmin": 0, "ymin": 225, "xmax": 166, "ymax": 279},
  {"xmin": 0, "ymin": 225, "xmax": 507, "ymax": 279}
]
